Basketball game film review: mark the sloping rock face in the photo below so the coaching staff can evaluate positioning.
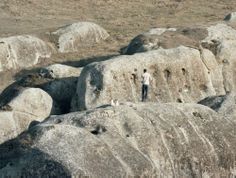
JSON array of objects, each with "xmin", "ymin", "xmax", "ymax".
[
  {"xmin": 0, "ymin": 88, "xmax": 53, "ymax": 144},
  {"xmin": 0, "ymin": 103, "xmax": 235, "ymax": 177},
  {"xmin": 123, "ymin": 23, "xmax": 236, "ymax": 56},
  {"xmin": 51, "ymin": 22, "xmax": 109, "ymax": 53},
  {"xmin": 0, "ymin": 35, "xmax": 52, "ymax": 72},
  {"xmin": 121, "ymin": 27, "xmax": 176, "ymax": 54},
  {"xmin": 72, "ymin": 46, "xmax": 225, "ymax": 111},
  {"xmin": 201, "ymin": 23, "xmax": 236, "ymax": 92}
]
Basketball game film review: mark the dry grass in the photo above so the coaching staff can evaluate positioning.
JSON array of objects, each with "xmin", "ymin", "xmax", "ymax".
[{"xmin": 0, "ymin": 0, "xmax": 236, "ymax": 91}]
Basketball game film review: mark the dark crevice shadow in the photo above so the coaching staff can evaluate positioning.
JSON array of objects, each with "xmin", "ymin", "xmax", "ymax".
[
  {"xmin": 0, "ymin": 132, "xmax": 72, "ymax": 177},
  {"xmin": 0, "ymin": 74, "xmax": 78, "ymax": 114}
]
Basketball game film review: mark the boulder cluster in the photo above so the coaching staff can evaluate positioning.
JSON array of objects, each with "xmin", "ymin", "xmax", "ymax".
[{"xmin": 0, "ymin": 15, "xmax": 236, "ymax": 177}]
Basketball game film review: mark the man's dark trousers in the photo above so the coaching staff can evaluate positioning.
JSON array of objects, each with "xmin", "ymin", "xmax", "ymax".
[{"xmin": 142, "ymin": 84, "xmax": 149, "ymax": 102}]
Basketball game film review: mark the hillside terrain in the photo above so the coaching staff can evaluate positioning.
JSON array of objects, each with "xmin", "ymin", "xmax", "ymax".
[
  {"xmin": 0, "ymin": 0, "xmax": 236, "ymax": 91},
  {"xmin": 0, "ymin": 0, "xmax": 236, "ymax": 177}
]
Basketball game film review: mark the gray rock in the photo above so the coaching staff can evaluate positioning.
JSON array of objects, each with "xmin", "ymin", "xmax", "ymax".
[
  {"xmin": 0, "ymin": 88, "xmax": 53, "ymax": 144},
  {"xmin": 51, "ymin": 22, "xmax": 109, "ymax": 53},
  {"xmin": 0, "ymin": 35, "xmax": 52, "ymax": 72},
  {"xmin": 0, "ymin": 103, "xmax": 235, "ymax": 177},
  {"xmin": 122, "ymin": 27, "xmax": 207, "ymax": 55},
  {"xmin": 72, "ymin": 46, "xmax": 225, "ymax": 111}
]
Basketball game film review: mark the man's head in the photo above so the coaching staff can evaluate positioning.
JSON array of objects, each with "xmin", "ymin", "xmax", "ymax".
[{"xmin": 143, "ymin": 69, "xmax": 147, "ymax": 73}]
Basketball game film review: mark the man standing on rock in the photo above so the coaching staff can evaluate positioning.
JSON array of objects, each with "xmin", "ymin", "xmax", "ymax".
[{"xmin": 141, "ymin": 69, "xmax": 152, "ymax": 102}]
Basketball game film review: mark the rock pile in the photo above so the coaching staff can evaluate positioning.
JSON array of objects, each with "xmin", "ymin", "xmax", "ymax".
[{"xmin": 0, "ymin": 103, "xmax": 235, "ymax": 177}]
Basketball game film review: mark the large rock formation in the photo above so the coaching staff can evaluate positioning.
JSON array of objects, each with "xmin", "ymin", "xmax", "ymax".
[
  {"xmin": 122, "ymin": 26, "xmax": 208, "ymax": 55},
  {"xmin": 51, "ymin": 22, "xmax": 109, "ymax": 53},
  {"xmin": 72, "ymin": 46, "xmax": 225, "ymax": 111},
  {"xmin": 123, "ymin": 23, "xmax": 236, "ymax": 55},
  {"xmin": 0, "ymin": 103, "xmax": 235, "ymax": 177},
  {"xmin": 0, "ymin": 88, "xmax": 53, "ymax": 144},
  {"xmin": 0, "ymin": 35, "xmax": 52, "ymax": 72}
]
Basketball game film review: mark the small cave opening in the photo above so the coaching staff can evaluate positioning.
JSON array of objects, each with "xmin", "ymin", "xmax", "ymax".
[
  {"xmin": 90, "ymin": 125, "xmax": 107, "ymax": 135},
  {"xmin": 177, "ymin": 98, "xmax": 183, "ymax": 103},
  {"xmin": 164, "ymin": 69, "xmax": 171, "ymax": 82},
  {"xmin": 182, "ymin": 68, "xmax": 186, "ymax": 75}
]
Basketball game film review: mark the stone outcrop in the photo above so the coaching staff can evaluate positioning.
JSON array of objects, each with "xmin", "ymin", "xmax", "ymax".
[
  {"xmin": 72, "ymin": 46, "xmax": 225, "ymax": 111},
  {"xmin": 0, "ymin": 103, "xmax": 235, "ymax": 177},
  {"xmin": 0, "ymin": 35, "xmax": 52, "ymax": 72},
  {"xmin": 0, "ymin": 88, "xmax": 53, "ymax": 144},
  {"xmin": 51, "ymin": 22, "xmax": 109, "ymax": 53}
]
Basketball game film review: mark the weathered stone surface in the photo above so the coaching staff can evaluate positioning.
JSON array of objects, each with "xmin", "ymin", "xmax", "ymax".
[
  {"xmin": 44, "ymin": 64, "xmax": 82, "ymax": 78},
  {"xmin": 0, "ymin": 88, "xmax": 53, "ymax": 144},
  {"xmin": 51, "ymin": 22, "xmax": 109, "ymax": 53},
  {"xmin": 0, "ymin": 35, "xmax": 52, "ymax": 72},
  {"xmin": 123, "ymin": 23, "xmax": 236, "ymax": 56},
  {"xmin": 0, "ymin": 103, "xmax": 235, "ymax": 177},
  {"xmin": 121, "ymin": 27, "xmax": 176, "ymax": 54},
  {"xmin": 122, "ymin": 27, "xmax": 207, "ymax": 55},
  {"xmin": 72, "ymin": 46, "xmax": 225, "ymax": 111},
  {"xmin": 216, "ymin": 40, "xmax": 236, "ymax": 93},
  {"xmin": 201, "ymin": 23, "xmax": 236, "ymax": 55}
]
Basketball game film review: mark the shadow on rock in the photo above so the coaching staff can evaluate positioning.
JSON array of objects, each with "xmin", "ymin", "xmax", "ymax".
[{"xmin": 0, "ymin": 133, "xmax": 71, "ymax": 177}]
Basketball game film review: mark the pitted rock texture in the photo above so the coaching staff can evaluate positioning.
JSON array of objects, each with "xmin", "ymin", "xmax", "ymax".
[
  {"xmin": 0, "ymin": 103, "xmax": 235, "ymax": 177},
  {"xmin": 72, "ymin": 46, "xmax": 225, "ymax": 111},
  {"xmin": 0, "ymin": 35, "xmax": 52, "ymax": 72},
  {"xmin": 0, "ymin": 88, "xmax": 53, "ymax": 144},
  {"xmin": 51, "ymin": 22, "xmax": 109, "ymax": 53}
]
